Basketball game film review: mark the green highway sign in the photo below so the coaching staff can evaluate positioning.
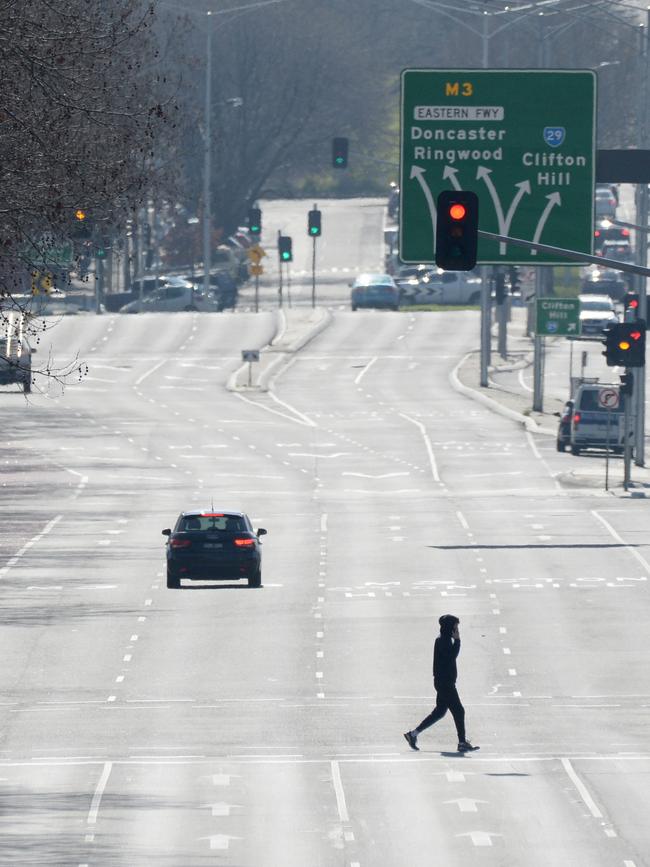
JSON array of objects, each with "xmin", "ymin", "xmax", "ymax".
[
  {"xmin": 535, "ymin": 298, "xmax": 580, "ymax": 336},
  {"xmin": 400, "ymin": 69, "xmax": 596, "ymax": 265}
]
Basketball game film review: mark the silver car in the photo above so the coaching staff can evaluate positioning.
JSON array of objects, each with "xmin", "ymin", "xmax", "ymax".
[
  {"xmin": 119, "ymin": 279, "xmax": 219, "ymax": 313},
  {"xmin": 578, "ymin": 294, "xmax": 618, "ymax": 336}
]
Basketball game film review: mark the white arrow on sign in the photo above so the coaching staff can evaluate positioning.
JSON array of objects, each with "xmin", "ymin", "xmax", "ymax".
[
  {"xmin": 443, "ymin": 165, "xmax": 462, "ymax": 191},
  {"xmin": 477, "ymin": 168, "xmax": 531, "ymax": 255},
  {"xmin": 531, "ymin": 192, "xmax": 562, "ymax": 254},
  {"xmin": 444, "ymin": 797, "xmax": 488, "ymax": 813},
  {"xmin": 199, "ymin": 834, "xmax": 242, "ymax": 850},
  {"xmin": 410, "ymin": 165, "xmax": 437, "ymax": 250},
  {"xmin": 456, "ymin": 831, "xmax": 502, "ymax": 847}
]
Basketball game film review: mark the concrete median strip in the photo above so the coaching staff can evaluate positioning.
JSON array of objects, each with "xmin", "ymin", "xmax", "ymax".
[
  {"xmin": 227, "ymin": 307, "xmax": 332, "ymax": 392},
  {"xmin": 450, "ymin": 352, "xmax": 557, "ymax": 437}
]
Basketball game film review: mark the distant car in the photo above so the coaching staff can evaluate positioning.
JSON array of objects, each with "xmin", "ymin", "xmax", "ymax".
[
  {"xmin": 578, "ymin": 294, "xmax": 619, "ymax": 336},
  {"xmin": 593, "ymin": 220, "xmax": 630, "ymax": 253},
  {"xmin": 580, "ymin": 268, "xmax": 626, "ymax": 302},
  {"xmin": 570, "ymin": 383, "xmax": 624, "ymax": 455},
  {"xmin": 0, "ymin": 310, "xmax": 33, "ymax": 393},
  {"xmin": 210, "ymin": 273, "xmax": 238, "ymax": 310},
  {"xmin": 555, "ymin": 399, "xmax": 574, "ymax": 452},
  {"xmin": 595, "ymin": 187, "xmax": 617, "ymax": 218},
  {"xmin": 119, "ymin": 279, "xmax": 219, "ymax": 313},
  {"xmin": 351, "ymin": 274, "xmax": 400, "ymax": 311},
  {"xmin": 599, "ymin": 239, "xmax": 633, "ymax": 263},
  {"xmin": 163, "ymin": 510, "xmax": 267, "ymax": 588}
]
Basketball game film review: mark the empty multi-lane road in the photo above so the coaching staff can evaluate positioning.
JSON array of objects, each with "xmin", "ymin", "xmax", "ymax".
[{"xmin": 0, "ymin": 199, "xmax": 648, "ymax": 866}]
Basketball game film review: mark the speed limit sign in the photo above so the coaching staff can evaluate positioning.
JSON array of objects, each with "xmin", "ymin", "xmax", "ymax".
[{"xmin": 598, "ymin": 387, "xmax": 620, "ymax": 410}]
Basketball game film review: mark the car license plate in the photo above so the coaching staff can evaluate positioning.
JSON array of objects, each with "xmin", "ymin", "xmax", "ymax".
[{"xmin": 203, "ymin": 543, "xmax": 222, "ymax": 549}]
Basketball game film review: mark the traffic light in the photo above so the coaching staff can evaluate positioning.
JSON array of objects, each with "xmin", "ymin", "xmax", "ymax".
[
  {"xmin": 620, "ymin": 371, "xmax": 634, "ymax": 396},
  {"xmin": 248, "ymin": 207, "xmax": 262, "ymax": 236},
  {"xmin": 308, "ymin": 208, "xmax": 322, "ymax": 237},
  {"xmin": 602, "ymin": 322, "xmax": 646, "ymax": 367},
  {"xmin": 508, "ymin": 266, "xmax": 521, "ymax": 295},
  {"xmin": 435, "ymin": 190, "xmax": 479, "ymax": 271},
  {"xmin": 623, "ymin": 291, "xmax": 640, "ymax": 317},
  {"xmin": 278, "ymin": 235, "xmax": 293, "ymax": 262},
  {"xmin": 73, "ymin": 208, "xmax": 92, "ymax": 240},
  {"xmin": 332, "ymin": 137, "xmax": 349, "ymax": 169}
]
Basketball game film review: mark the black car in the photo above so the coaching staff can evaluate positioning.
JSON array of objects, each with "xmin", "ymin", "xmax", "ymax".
[
  {"xmin": 163, "ymin": 510, "xmax": 267, "ymax": 588},
  {"xmin": 555, "ymin": 399, "xmax": 574, "ymax": 452}
]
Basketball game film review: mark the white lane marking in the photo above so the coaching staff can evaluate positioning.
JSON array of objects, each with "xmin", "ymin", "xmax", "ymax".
[
  {"xmin": 457, "ymin": 831, "xmax": 501, "ymax": 846},
  {"xmin": 444, "ymin": 797, "xmax": 487, "ymax": 813},
  {"xmin": 135, "ymin": 359, "xmax": 166, "ymax": 386},
  {"xmin": 624, "ymin": 861, "xmax": 638, "ymax": 866},
  {"xmin": 525, "ymin": 429, "xmax": 542, "ymax": 460},
  {"xmin": 87, "ymin": 762, "xmax": 112, "ymax": 824},
  {"xmin": 398, "ymin": 413, "xmax": 440, "ymax": 483},
  {"xmin": 342, "ymin": 472, "xmax": 409, "ymax": 479},
  {"xmin": 592, "ymin": 511, "xmax": 650, "ymax": 575},
  {"xmin": 354, "ymin": 356, "xmax": 378, "ymax": 385},
  {"xmin": 235, "ymin": 391, "xmax": 316, "ymax": 427},
  {"xmin": 199, "ymin": 834, "xmax": 241, "ymax": 850},
  {"xmin": 518, "ymin": 367, "xmax": 533, "ymax": 393},
  {"xmin": 331, "ymin": 760, "xmax": 350, "ymax": 822},
  {"xmin": 508, "ymin": 669, "xmax": 517, "ymax": 676},
  {"xmin": 321, "ymin": 513, "xmax": 328, "ymax": 532},
  {"xmin": 212, "ymin": 774, "xmax": 235, "ymax": 786},
  {"xmin": 456, "ymin": 511, "xmax": 469, "ymax": 531},
  {"xmin": 446, "ymin": 770, "xmax": 466, "ymax": 782},
  {"xmin": 526, "ymin": 431, "xmax": 563, "ymax": 492},
  {"xmin": 202, "ymin": 802, "xmax": 241, "ymax": 816},
  {"xmin": 561, "ymin": 757, "xmax": 603, "ymax": 818}
]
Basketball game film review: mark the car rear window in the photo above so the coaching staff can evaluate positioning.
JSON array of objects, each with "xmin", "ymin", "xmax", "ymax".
[
  {"xmin": 577, "ymin": 390, "xmax": 623, "ymax": 412},
  {"xmin": 177, "ymin": 514, "xmax": 247, "ymax": 533}
]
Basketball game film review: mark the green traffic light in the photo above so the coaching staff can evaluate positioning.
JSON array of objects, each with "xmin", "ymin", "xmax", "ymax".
[
  {"xmin": 335, "ymin": 157, "xmax": 344, "ymax": 164},
  {"xmin": 281, "ymin": 252, "xmax": 290, "ymax": 260},
  {"xmin": 310, "ymin": 227, "xmax": 318, "ymax": 235}
]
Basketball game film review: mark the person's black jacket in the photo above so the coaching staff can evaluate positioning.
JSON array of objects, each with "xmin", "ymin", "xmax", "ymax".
[{"xmin": 433, "ymin": 635, "xmax": 460, "ymax": 688}]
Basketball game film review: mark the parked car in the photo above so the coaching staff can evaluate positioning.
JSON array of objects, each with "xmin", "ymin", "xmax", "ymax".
[
  {"xmin": 554, "ymin": 399, "xmax": 574, "ymax": 452},
  {"xmin": 351, "ymin": 274, "xmax": 400, "ymax": 311},
  {"xmin": 578, "ymin": 294, "xmax": 619, "ymax": 336},
  {"xmin": 570, "ymin": 382, "xmax": 624, "ymax": 455},
  {"xmin": 163, "ymin": 509, "xmax": 267, "ymax": 588},
  {"xmin": 119, "ymin": 279, "xmax": 219, "ymax": 313},
  {"xmin": 0, "ymin": 310, "xmax": 33, "ymax": 393}
]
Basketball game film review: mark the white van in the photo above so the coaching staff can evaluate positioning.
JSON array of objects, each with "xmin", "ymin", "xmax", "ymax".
[{"xmin": 0, "ymin": 310, "xmax": 33, "ymax": 393}]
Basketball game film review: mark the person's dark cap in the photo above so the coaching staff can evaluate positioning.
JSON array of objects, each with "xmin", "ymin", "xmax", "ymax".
[{"xmin": 439, "ymin": 614, "xmax": 460, "ymax": 633}]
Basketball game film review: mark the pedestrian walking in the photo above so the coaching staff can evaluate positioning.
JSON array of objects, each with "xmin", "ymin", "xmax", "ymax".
[{"xmin": 403, "ymin": 614, "xmax": 479, "ymax": 753}]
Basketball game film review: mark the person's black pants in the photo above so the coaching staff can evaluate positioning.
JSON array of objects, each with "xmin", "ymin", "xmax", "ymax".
[{"xmin": 415, "ymin": 684, "xmax": 466, "ymax": 741}]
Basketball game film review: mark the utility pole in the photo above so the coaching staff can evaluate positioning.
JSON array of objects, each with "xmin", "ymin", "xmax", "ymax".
[
  {"xmin": 203, "ymin": 11, "xmax": 213, "ymax": 299},
  {"xmin": 532, "ymin": 267, "xmax": 545, "ymax": 412}
]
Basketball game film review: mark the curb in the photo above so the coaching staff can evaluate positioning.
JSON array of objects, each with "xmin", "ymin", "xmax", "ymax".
[{"xmin": 450, "ymin": 352, "xmax": 556, "ymax": 437}]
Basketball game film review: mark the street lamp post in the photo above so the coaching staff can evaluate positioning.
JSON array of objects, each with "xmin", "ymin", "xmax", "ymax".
[{"xmin": 203, "ymin": 11, "xmax": 213, "ymax": 298}]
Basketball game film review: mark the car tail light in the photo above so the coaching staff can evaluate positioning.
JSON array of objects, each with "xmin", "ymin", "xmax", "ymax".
[
  {"xmin": 573, "ymin": 412, "xmax": 581, "ymax": 425},
  {"xmin": 234, "ymin": 538, "xmax": 255, "ymax": 547},
  {"xmin": 170, "ymin": 537, "xmax": 192, "ymax": 548},
  {"xmin": 622, "ymin": 228, "xmax": 630, "ymax": 236}
]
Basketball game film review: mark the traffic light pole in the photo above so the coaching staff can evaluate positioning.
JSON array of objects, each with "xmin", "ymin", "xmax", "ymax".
[
  {"xmin": 634, "ymin": 182, "xmax": 648, "ymax": 466},
  {"xmin": 277, "ymin": 230, "xmax": 283, "ymax": 308},
  {"xmin": 480, "ymin": 268, "xmax": 491, "ymax": 387},
  {"xmin": 312, "ymin": 235, "xmax": 317, "ymax": 308},
  {"xmin": 624, "ymin": 384, "xmax": 633, "ymax": 491}
]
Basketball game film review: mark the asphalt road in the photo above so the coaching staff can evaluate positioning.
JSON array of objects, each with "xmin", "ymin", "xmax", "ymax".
[{"xmin": 1, "ymin": 208, "xmax": 649, "ymax": 866}]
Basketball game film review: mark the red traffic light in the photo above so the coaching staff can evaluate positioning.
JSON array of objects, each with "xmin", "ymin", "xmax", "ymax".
[
  {"xmin": 630, "ymin": 329, "xmax": 642, "ymax": 341},
  {"xmin": 449, "ymin": 203, "xmax": 467, "ymax": 221},
  {"xmin": 630, "ymin": 299, "xmax": 639, "ymax": 309}
]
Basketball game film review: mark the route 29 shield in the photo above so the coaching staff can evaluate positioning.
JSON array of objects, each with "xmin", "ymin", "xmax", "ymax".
[{"xmin": 543, "ymin": 127, "xmax": 565, "ymax": 147}]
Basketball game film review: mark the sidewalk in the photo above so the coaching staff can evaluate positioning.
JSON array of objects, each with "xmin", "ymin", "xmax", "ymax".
[
  {"xmin": 453, "ymin": 306, "xmax": 650, "ymax": 497},
  {"xmin": 227, "ymin": 306, "xmax": 331, "ymax": 392}
]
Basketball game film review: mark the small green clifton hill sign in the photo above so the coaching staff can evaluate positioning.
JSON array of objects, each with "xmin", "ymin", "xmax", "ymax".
[
  {"xmin": 535, "ymin": 298, "xmax": 580, "ymax": 336},
  {"xmin": 400, "ymin": 69, "xmax": 596, "ymax": 265}
]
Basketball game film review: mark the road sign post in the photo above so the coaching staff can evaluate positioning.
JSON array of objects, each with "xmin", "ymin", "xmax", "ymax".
[{"xmin": 400, "ymin": 69, "xmax": 596, "ymax": 265}]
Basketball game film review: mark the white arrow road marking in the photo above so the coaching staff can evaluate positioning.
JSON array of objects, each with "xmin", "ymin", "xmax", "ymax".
[
  {"xmin": 341, "ymin": 472, "xmax": 410, "ymax": 478},
  {"xmin": 531, "ymin": 192, "xmax": 562, "ymax": 254},
  {"xmin": 501, "ymin": 181, "xmax": 531, "ymax": 254},
  {"xmin": 211, "ymin": 773, "xmax": 238, "ymax": 786},
  {"xmin": 444, "ymin": 797, "xmax": 487, "ymax": 813},
  {"xmin": 410, "ymin": 165, "xmax": 437, "ymax": 251},
  {"xmin": 290, "ymin": 452, "xmax": 352, "ymax": 459},
  {"xmin": 457, "ymin": 831, "xmax": 502, "ymax": 847},
  {"xmin": 443, "ymin": 165, "xmax": 462, "ymax": 191},
  {"xmin": 199, "ymin": 835, "xmax": 241, "ymax": 850},
  {"xmin": 201, "ymin": 802, "xmax": 242, "ymax": 817}
]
